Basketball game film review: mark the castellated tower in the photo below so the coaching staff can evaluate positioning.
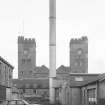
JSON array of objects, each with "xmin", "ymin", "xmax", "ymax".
[
  {"xmin": 18, "ymin": 36, "xmax": 36, "ymax": 79},
  {"xmin": 70, "ymin": 36, "xmax": 88, "ymax": 73}
]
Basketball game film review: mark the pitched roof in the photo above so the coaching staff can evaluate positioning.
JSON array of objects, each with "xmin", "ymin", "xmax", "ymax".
[
  {"xmin": 33, "ymin": 65, "xmax": 70, "ymax": 74},
  {"xmin": 34, "ymin": 65, "xmax": 49, "ymax": 74},
  {"xmin": 97, "ymin": 73, "xmax": 105, "ymax": 81},
  {"xmin": 56, "ymin": 65, "xmax": 70, "ymax": 74}
]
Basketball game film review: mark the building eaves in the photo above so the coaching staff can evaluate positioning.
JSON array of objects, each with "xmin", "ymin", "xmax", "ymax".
[
  {"xmin": 81, "ymin": 73, "xmax": 105, "ymax": 86},
  {"xmin": 0, "ymin": 56, "xmax": 14, "ymax": 69},
  {"xmin": 68, "ymin": 73, "xmax": 99, "ymax": 76},
  {"xmin": 67, "ymin": 73, "xmax": 100, "ymax": 87}
]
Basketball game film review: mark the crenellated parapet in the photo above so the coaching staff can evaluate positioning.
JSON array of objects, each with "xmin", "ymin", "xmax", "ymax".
[
  {"xmin": 70, "ymin": 36, "xmax": 88, "ymax": 45},
  {"xmin": 18, "ymin": 36, "xmax": 36, "ymax": 46},
  {"xmin": 18, "ymin": 36, "xmax": 24, "ymax": 43}
]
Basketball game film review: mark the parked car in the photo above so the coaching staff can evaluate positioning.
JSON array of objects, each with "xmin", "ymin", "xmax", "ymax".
[{"xmin": 6, "ymin": 99, "xmax": 40, "ymax": 105}]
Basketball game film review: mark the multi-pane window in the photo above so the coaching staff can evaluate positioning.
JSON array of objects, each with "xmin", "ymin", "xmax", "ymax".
[{"xmin": 87, "ymin": 88, "xmax": 96, "ymax": 104}]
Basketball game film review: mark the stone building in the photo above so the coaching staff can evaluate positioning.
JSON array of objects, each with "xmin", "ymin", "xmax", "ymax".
[
  {"xmin": 0, "ymin": 56, "xmax": 14, "ymax": 87},
  {"xmin": 16, "ymin": 36, "xmax": 89, "ymax": 103},
  {"xmin": 0, "ymin": 56, "xmax": 14, "ymax": 101},
  {"xmin": 18, "ymin": 36, "xmax": 88, "ymax": 79},
  {"xmin": 80, "ymin": 73, "xmax": 105, "ymax": 105},
  {"xmin": 70, "ymin": 36, "xmax": 88, "ymax": 73},
  {"xmin": 58, "ymin": 73, "xmax": 99, "ymax": 105},
  {"xmin": 13, "ymin": 79, "xmax": 49, "ymax": 97},
  {"xmin": 18, "ymin": 36, "xmax": 36, "ymax": 79},
  {"xmin": 13, "ymin": 64, "xmax": 70, "ymax": 99}
]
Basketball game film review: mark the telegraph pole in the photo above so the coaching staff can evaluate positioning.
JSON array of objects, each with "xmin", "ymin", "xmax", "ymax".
[{"xmin": 49, "ymin": 0, "xmax": 56, "ymax": 104}]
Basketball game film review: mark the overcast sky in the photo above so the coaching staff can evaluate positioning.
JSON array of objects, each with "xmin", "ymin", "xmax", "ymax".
[{"xmin": 0, "ymin": 0, "xmax": 105, "ymax": 78}]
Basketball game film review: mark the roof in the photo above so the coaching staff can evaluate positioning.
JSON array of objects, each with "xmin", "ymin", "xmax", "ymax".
[
  {"xmin": 0, "ymin": 84, "xmax": 8, "ymax": 88},
  {"xmin": 0, "ymin": 56, "xmax": 14, "ymax": 69},
  {"xmin": 34, "ymin": 65, "xmax": 49, "ymax": 74},
  {"xmin": 12, "ymin": 73, "xmax": 100, "ymax": 89},
  {"xmin": 97, "ymin": 73, "xmax": 105, "ymax": 81},
  {"xmin": 67, "ymin": 73, "xmax": 99, "ymax": 87},
  {"xmin": 56, "ymin": 65, "xmax": 70, "ymax": 74},
  {"xmin": 33, "ymin": 65, "xmax": 70, "ymax": 74},
  {"xmin": 80, "ymin": 73, "xmax": 105, "ymax": 86},
  {"xmin": 72, "ymin": 73, "xmax": 105, "ymax": 87}
]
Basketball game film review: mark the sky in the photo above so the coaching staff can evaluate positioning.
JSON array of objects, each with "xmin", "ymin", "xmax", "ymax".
[{"xmin": 0, "ymin": 0, "xmax": 105, "ymax": 78}]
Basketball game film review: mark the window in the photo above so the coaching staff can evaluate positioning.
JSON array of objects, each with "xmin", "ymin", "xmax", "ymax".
[{"xmin": 87, "ymin": 88, "xmax": 96, "ymax": 104}]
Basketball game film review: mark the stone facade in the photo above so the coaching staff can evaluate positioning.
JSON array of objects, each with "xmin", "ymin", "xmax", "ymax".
[
  {"xmin": 70, "ymin": 36, "xmax": 88, "ymax": 73},
  {"xmin": 59, "ymin": 73, "xmax": 105, "ymax": 105},
  {"xmin": 17, "ymin": 36, "xmax": 89, "ymax": 104},
  {"xmin": 18, "ymin": 36, "xmax": 88, "ymax": 79},
  {"xmin": 0, "ymin": 56, "xmax": 14, "ymax": 87},
  {"xmin": 18, "ymin": 36, "xmax": 36, "ymax": 79}
]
